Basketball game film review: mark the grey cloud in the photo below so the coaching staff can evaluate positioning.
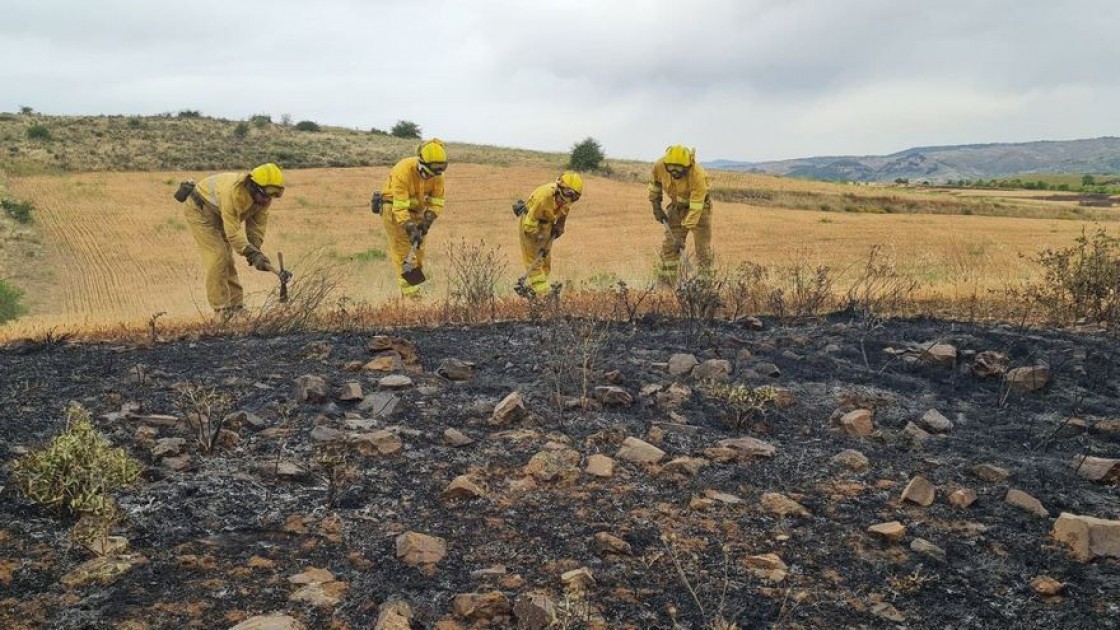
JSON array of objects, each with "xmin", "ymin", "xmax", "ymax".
[{"xmin": 2, "ymin": 0, "xmax": 1118, "ymax": 161}]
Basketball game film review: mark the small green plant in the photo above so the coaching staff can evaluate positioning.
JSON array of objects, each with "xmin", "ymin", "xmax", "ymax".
[
  {"xmin": 703, "ymin": 383, "xmax": 777, "ymax": 431},
  {"xmin": 232, "ymin": 121, "xmax": 250, "ymax": 139},
  {"xmin": 250, "ymin": 114, "xmax": 272, "ymax": 128},
  {"xmin": 1018, "ymin": 227, "xmax": 1120, "ymax": 327},
  {"xmin": 1, "ymin": 197, "xmax": 34, "ymax": 223},
  {"xmin": 568, "ymin": 137, "xmax": 605, "ymax": 171},
  {"xmin": 0, "ymin": 278, "xmax": 26, "ymax": 323},
  {"xmin": 390, "ymin": 120, "xmax": 422, "ymax": 139},
  {"xmin": 353, "ymin": 247, "xmax": 387, "ymax": 262},
  {"xmin": 26, "ymin": 124, "xmax": 52, "ymax": 141},
  {"xmin": 294, "ymin": 120, "xmax": 321, "ymax": 132},
  {"xmin": 370, "ymin": 127, "xmax": 388, "ymax": 136},
  {"xmin": 10, "ymin": 403, "xmax": 141, "ymax": 516},
  {"xmin": 155, "ymin": 217, "xmax": 187, "ymax": 233},
  {"xmin": 127, "ymin": 117, "xmax": 143, "ymax": 129}
]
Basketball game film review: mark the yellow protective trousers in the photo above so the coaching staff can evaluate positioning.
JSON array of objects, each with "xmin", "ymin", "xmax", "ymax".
[
  {"xmin": 184, "ymin": 200, "xmax": 244, "ymax": 311},
  {"xmin": 658, "ymin": 197, "xmax": 713, "ymax": 281},
  {"xmin": 381, "ymin": 209, "xmax": 425, "ymax": 297},
  {"xmin": 519, "ymin": 231, "xmax": 553, "ymax": 296}
]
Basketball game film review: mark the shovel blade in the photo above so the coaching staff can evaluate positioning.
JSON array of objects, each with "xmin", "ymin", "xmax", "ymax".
[{"xmin": 401, "ymin": 266, "xmax": 426, "ymax": 286}]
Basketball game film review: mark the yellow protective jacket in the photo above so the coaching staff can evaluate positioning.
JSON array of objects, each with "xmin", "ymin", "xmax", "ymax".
[
  {"xmin": 192, "ymin": 172, "xmax": 269, "ymax": 256},
  {"xmin": 648, "ymin": 159, "xmax": 710, "ymax": 229},
  {"xmin": 380, "ymin": 157, "xmax": 446, "ymax": 223},
  {"xmin": 521, "ymin": 183, "xmax": 572, "ymax": 239}
]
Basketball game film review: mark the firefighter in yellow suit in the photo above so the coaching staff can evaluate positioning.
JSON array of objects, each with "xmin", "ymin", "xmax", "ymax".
[
  {"xmin": 376, "ymin": 139, "xmax": 447, "ymax": 297},
  {"xmin": 514, "ymin": 172, "xmax": 583, "ymax": 296},
  {"xmin": 182, "ymin": 163, "xmax": 285, "ymax": 314},
  {"xmin": 648, "ymin": 145, "xmax": 712, "ymax": 282}
]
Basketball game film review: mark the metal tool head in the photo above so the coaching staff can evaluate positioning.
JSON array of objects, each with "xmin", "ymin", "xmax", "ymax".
[{"xmin": 401, "ymin": 244, "xmax": 426, "ymax": 286}]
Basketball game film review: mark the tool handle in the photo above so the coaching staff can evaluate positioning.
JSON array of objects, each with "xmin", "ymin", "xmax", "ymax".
[{"xmin": 278, "ymin": 252, "xmax": 285, "ymax": 273}]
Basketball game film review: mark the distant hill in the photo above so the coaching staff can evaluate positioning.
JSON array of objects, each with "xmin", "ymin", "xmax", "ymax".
[
  {"xmin": 0, "ymin": 113, "xmax": 573, "ymax": 173},
  {"xmin": 706, "ymin": 137, "xmax": 1120, "ymax": 183}
]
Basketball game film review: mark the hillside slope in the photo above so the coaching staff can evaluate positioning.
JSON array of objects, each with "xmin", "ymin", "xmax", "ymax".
[
  {"xmin": 0, "ymin": 113, "xmax": 571, "ymax": 173},
  {"xmin": 709, "ymin": 137, "xmax": 1120, "ymax": 183}
]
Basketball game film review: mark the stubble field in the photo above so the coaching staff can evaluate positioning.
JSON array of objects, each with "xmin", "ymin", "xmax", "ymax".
[{"xmin": 1, "ymin": 164, "xmax": 1114, "ymax": 336}]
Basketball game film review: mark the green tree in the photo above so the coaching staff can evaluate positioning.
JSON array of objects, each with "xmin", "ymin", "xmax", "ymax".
[
  {"xmin": 391, "ymin": 120, "xmax": 422, "ymax": 139},
  {"xmin": 294, "ymin": 120, "xmax": 321, "ymax": 132},
  {"xmin": 1082, "ymin": 174, "xmax": 1096, "ymax": 187},
  {"xmin": 19, "ymin": 105, "xmax": 34, "ymax": 115},
  {"xmin": 568, "ymin": 137, "xmax": 605, "ymax": 171}
]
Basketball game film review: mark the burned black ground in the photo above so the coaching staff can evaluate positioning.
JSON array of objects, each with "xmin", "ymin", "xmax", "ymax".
[{"xmin": 1, "ymin": 315, "xmax": 1118, "ymax": 629}]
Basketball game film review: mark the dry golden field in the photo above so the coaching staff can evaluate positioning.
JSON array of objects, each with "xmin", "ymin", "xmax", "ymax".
[{"xmin": 2, "ymin": 162, "xmax": 1116, "ymax": 338}]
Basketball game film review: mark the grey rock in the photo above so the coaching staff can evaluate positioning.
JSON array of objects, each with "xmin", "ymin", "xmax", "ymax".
[{"xmin": 359, "ymin": 392, "xmax": 400, "ymax": 418}]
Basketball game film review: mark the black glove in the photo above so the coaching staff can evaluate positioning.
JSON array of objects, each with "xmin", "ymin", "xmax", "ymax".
[
  {"xmin": 370, "ymin": 192, "xmax": 383, "ymax": 214},
  {"xmin": 420, "ymin": 209, "xmax": 437, "ymax": 234},
  {"xmin": 512, "ymin": 200, "xmax": 527, "ymax": 217},
  {"xmin": 404, "ymin": 221, "xmax": 424, "ymax": 245},
  {"xmin": 652, "ymin": 200, "xmax": 667, "ymax": 223},
  {"xmin": 246, "ymin": 250, "xmax": 272, "ymax": 272}
]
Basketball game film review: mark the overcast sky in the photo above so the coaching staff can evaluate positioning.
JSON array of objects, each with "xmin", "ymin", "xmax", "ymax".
[{"xmin": 2, "ymin": 0, "xmax": 1118, "ymax": 162}]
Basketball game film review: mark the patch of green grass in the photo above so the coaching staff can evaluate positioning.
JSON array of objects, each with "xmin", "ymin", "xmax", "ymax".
[
  {"xmin": 0, "ymin": 277, "xmax": 26, "ymax": 323},
  {"xmin": 155, "ymin": 217, "xmax": 187, "ymax": 233},
  {"xmin": 1, "ymin": 197, "xmax": 34, "ymax": 223},
  {"xmin": 585, "ymin": 270, "xmax": 622, "ymax": 290},
  {"xmin": 352, "ymin": 247, "xmax": 387, "ymax": 262}
]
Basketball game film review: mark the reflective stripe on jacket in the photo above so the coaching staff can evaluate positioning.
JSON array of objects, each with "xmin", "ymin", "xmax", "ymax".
[
  {"xmin": 380, "ymin": 157, "xmax": 446, "ymax": 223},
  {"xmin": 521, "ymin": 182, "xmax": 572, "ymax": 238},
  {"xmin": 647, "ymin": 158, "xmax": 710, "ymax": 225}
]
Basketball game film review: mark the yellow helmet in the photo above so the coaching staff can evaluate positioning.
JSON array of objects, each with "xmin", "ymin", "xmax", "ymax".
[
  {"xmin": 416, "ymin": 138, "xmax": 448, "ymax": 177},
  {"xmin": 557, "ymin": 171, "xmax": 583, "ymax": 201},
  {"xmin": 249, "ymin": 163, "xmax": 285, "ymax": 198},
  {"xmin": 663, "ymin": 145, "xmax": 694, "ymax": 168}
]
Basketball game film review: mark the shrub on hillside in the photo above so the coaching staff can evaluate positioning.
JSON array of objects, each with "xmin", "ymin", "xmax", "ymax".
[
  {"xmin": 127, "ymin": 117, "xmax": 143, "ymax": 129},
  {"xmin": 19, "ymin": 105, "xmax": 35, "ymax": 115},
  {"xmin": 1, "ymin": 197, "xmax": 34, "ymax": 223},
  {"xmin": 295, "ymin": 120, "xmax": 321, "ymax": 132},
  {"xmin": 177, "ymin": 109, "xmax": 202, "ymax": 118},
  {"xmin": 232, "ymin": 121, "xmax": 250, "ymax": 139},
  {"xmin": 568, "ymin": 137, "xmax": 605, "ymax": 171},
  {"xmin": 391, "ymin": 120, "xmax": 422, "ymax": 139},
  {"xmin": 1019, "ymin": 227, "xmax": 1120, "ymax": 327},
  {"xmin": 26, "ymin": 124, "xmax": 52, "ymax": 141},
  {"xmin": 370, "ymin": 127, "xmax": 388, "ymax": 136},
  {"xmin": 250, "ymin": 114, "xmax": 272, "ymax": 129},
  {"xmin": 0, "ymin": 278, "xmax": 25, "ymax": 323},
  {"xmin": 10, "ymin": 403, "xmax": 141, "ymax": 516}
]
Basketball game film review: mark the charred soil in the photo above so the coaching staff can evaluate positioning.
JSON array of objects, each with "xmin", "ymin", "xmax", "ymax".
[{"xmin": 1, "ymin": 315, "xmax": 1118, "ymax": 629}]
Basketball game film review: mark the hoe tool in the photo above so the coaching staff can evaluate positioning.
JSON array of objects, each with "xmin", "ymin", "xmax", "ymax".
[
  {"xmin": 268, "ymin": 252, "xmax": 293, "ymax": 302},
  {"xmin": 659, "ymin": 219, "xmax": 693, "ymax": 278},
  {"xmin": 401, "ymin": 240, "xmax": 427, "ymax": 286},
  {"xmin": 515, "ymin": 246, "xmax": 551, "ymax": 298}
]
